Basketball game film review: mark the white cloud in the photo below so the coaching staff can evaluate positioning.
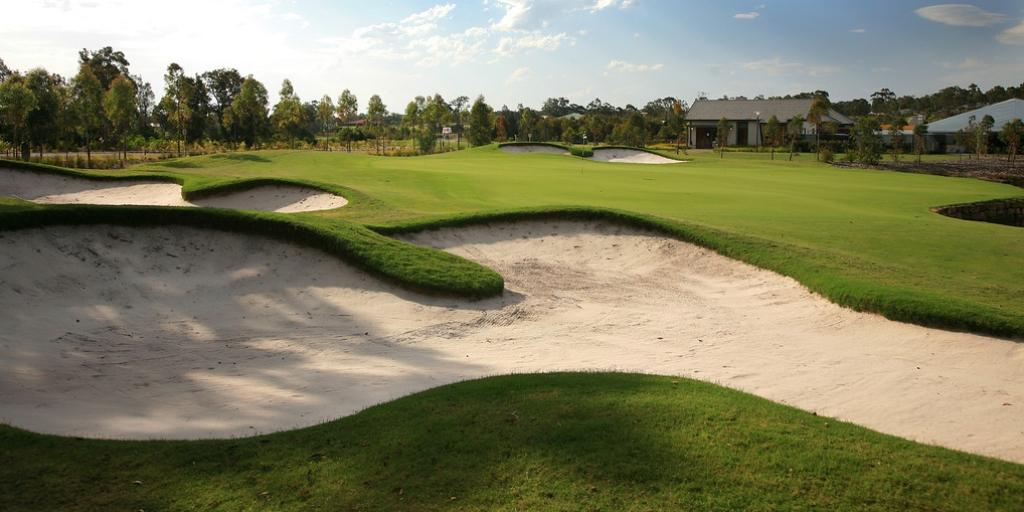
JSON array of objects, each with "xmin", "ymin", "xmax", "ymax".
[
  {"xmin": 506, "ymin": 66, "xmax": 530, "ymax": 84},
  {"xmin": 741, "ymin": 57, "xmax": 839, "ymax": 76},
  {"xmin": 998, "ymin": 21, "xmax": 1024, "ymax": 44},
  {"xmin": 402, "ymin": 3, "xmax": 456, "ymax": 25},
  {"xmin": 464, "ymin": 26, "xmax": 488, "ymax": 37},
  {"xmin": 606, "ymin": 60, "xmax": 664, "ymax": 73},
  {"xmin": 941, "ymin": 57, "xmax": 986, "ymax": 69},
  {"xmin": 492, "ymin": 0, "xmax": 533, "ymax": 31},
  {"xmin": 849, "ymin": 28, "xmax": 866, "ymax": 33},
  {"xmin": 495, "ymin": 31, "xmax": 571, "ymax": 56},
  {"xmin": 734, "ymin": 11, "xmax": 760, "ymax": 20},
  {"xmin": 914, "ymin": 4, "xmax": 1007, "ymax": 27},
  {"xmin": 587, "ymin": 0, "xmax": 636, "ymax": 12}
]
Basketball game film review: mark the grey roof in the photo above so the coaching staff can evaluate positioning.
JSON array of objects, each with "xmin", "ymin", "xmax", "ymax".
[
  {"xmin": 687, "ymin": 98, "xmax": 853, "ymax": 125},
  {"xmin": 926, "ymin": 99, "xmax": 1024, "ymax": 133}
]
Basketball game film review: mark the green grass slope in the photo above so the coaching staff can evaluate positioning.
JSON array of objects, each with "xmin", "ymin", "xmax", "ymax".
[
  {"xmin": 119, "ymin": 147, "xmax": 1023, "ymax": 337},
  {"xmin": 3, "ymin": 147, "xmax": 1023, "ymax": 336},
  {"xmin": 2, "ymin": 373, "xmax": 1022, "ymax": 511}
]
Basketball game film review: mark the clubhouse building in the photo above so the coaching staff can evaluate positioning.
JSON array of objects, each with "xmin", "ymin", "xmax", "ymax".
[{"xmin": 686, "ymin": 98, "xmax": 854, "ymax": 149}]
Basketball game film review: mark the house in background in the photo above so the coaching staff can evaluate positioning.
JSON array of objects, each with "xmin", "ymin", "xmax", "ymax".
[
  {"xmin": 925, "ymin": 98, "xmax": 1024, "ymax": 152},
  {"xmin": 686, "ymin": 98, "xmax": 853, "ymax": 149}
]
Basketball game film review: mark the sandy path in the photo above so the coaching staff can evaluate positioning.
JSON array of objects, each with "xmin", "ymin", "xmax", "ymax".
[
  {"xmin": 591, "ymin": 148, "xmax": 680, "ymax": 164},
  {"xmin": 0, "ymin": 222, "xmax": 1022, "ymax": 464},
  {"xmin": 0, "ymin": 168, "xmax": 347, "ymax": 212},
  {"xmin": 500, "ymin": 144, "xmax": 569, "ymax": 155}
]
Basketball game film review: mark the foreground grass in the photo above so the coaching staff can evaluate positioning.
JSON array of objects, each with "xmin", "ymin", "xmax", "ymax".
[{"xmin": 2, "ymin": 373, "xmax": 1022, "ymax": 511}]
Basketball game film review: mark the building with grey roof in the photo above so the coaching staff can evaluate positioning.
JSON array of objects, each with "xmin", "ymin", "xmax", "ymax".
[
  {"xmin": 686, "ymin": 98, "xmax": 853, "ymax": 149},
  {"xmin": 926, "ymin": 99, "xmax": 1024, "ymax": 134}
]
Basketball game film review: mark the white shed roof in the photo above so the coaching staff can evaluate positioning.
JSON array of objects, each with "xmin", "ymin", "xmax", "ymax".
[{"xmin": 927, "ymin": 99, "xmax": 1024, "ymax": 133}]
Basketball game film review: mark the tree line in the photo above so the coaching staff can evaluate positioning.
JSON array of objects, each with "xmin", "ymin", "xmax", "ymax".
[{"xmin": 0, "ymin": 47, "xmax": 1021, "ymax": 166}]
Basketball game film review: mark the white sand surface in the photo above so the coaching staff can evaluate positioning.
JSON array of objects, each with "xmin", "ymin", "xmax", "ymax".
[
  {"xmin": 0, "ymin": 168, "xmax": 347, "ymax": 212},
  {"xmin": 1, "ymin": 221, "xmax": 1022, "ymax": 464},
  {"xmin": 591, "ymin": 148, "xmax": 681, "ymax": 164},
  {"xmin": 499, "ymin": 144, "xmax": 569, "ymax": 155}
]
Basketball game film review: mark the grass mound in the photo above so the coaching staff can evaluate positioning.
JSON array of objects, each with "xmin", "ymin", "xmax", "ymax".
[{"xmin": 2, "ymin": 373, "xmax": 1021, "ymax": 511}]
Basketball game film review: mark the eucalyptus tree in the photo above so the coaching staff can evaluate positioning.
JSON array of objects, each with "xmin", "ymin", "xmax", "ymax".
[
  {"xmin": 787, "ymin": 115, "xmax": 804, "ymax": 161},
  {"xmin": 468, "ymin": 95, "xmax": 493, "ymax": 146},
  {"xmin": 888, "ymin": 115, "xmax": 906, "ymax": 162},
  {"xmin": 161, "ymin": 63, "xmax": 194, "ymax": 156},
  {"xmin": 765, "ymin": 115, "xmax": 780, "ymax": 160},
  {"xmin": 336, "ymin": 89, "xmax": 358, "ymax": 152},
  {"xmin": 519, "ymin": 105, "xmax": 537, "ymax": 141},
  {"xmin": 451, "ymin": 95, "xmax": 469, "ymax": 149},
  {"xmin": 366, "ymin": 94, "xmax": 387, "ymax": 154},
  {"xmin": 807, "ymin": 95, "xmax": 829, "ymax": 160},
  {"xmin": 715, "ymin": 117, "xmax": 730, "ymax": 158},
  {"xmin": 228, "ymin": 76, "xmax": 269, "ymax": 149},
  {"xmin": 202, "ymin": 68, "xmax": 243, "ymax": 142},
  {"xmin": 0, "ymin": 78, "xmax": 37, "ymax": 161},
  {"xmin": 72, "ymin": 64, "xmax": 104, "ymax": 166},
  {"xmin": 104, "ymin": 74, "xmax": 137, "ymax": 163},
  {"xmin": 1001, "ymin": 119, "xmax": 1022, "ymax": 165},
  {"xmin": 851, "ymin": 116, "xmax": 882, "ymax": 164},
  {"xmin": 133, "ymin": 77, "xmax": 155, "ymax": 138},
  {"xmin": 912, "ymin": 123, "xmax": 928, "ymax": 163},
  {"xmin": 78, "ymin": 46, "xmax": 130, "ymax": 90},
  {"xmin": 272, "ymin": 79, "xmax": 304, "ymax": 148},
  {"xmin": 316, "ymin": 94, "xmax": 336, "ymax": 142},
  {"xmin": 976, "ymin": 114, "xmax": 995, "ymax": 157},
  {"xmin": 24, "ymin": 68, "xmax": 61, "ymax": 158}
]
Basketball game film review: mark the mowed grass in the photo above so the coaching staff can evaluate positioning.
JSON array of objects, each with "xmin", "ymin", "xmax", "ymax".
[
  {"xmin": 3, "ymin": 373, "xmax": 1023, "ymax": 512},
  {"xmin": 125, "ymin": 146, "xmax": 1024, "ymax": 336}
]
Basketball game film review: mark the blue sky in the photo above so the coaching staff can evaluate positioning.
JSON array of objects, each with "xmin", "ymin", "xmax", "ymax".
[{"xmin": 1, "ymin": 1, "xmax": 1022, "ymax": 111}]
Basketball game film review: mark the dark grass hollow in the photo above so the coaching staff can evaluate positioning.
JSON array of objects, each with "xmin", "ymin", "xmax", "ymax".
[
  {"xmin": 935, "ymin": 198, "xmax": 1024, "ymax": 228},
  {"xmin": 1, "ymin": 373, "xmax": 1022, "ymax": 511}
]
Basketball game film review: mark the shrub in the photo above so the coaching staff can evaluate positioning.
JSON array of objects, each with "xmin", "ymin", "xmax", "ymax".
[
  {"xmin": 820, "ymin": 148, "xmax": 834, "ymax": 163},
  {"xmin": 570, "ymin": 145, "xmax": 593, "ymax": 158}
]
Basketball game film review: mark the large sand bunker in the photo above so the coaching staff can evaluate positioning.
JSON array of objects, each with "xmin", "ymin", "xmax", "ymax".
[
  {"xmin": 1, "ymin": 222, "xmax": 1022, "ymax": 463},
  {"xmin": 590, "ymin": 148, "xmax": 680, "ymax": 164},
  {"xmin": 0, "ymin": 168, "xmax": 347, "ymax": 212},
  {"xmin": 499, "ymin": 144, "xmax": 569, "ymax": 155}
]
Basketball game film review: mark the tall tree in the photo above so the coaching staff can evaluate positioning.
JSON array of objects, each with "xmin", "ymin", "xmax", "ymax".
[
  {"xmin": 78, "ymin": 46, "xmax": 130, "ymax": 90},
  {"xmin": 888, "ymin": 115, "xmax": 907, "ymax": 162},
  {"xmin": 1000, "ymin": 119, "xmax": 1023, "ymax": 165},
  {"xmin": 0, "ymin": 79, "xmax": 37, "ymax": 161},
  {"xmin": 24, "ymin": 68, "xmax": 61, "ymax": 158},
  {"xmin": 519, "ymin": 106, "xmax": 537, "ymax": 141},
  {"xmin": 336, "ymin": 89, "xmax": 358, "ymax": 122},
  {"xmin": 201, "ymin": 68, "xmax": 243, "ymax": 142},
  {"xmin": 787, "ymin": 115, "xmax": 804, "ymax": 161},
  {"xmin": 716, "ymin": 117, "xmax": 730, "ymax": 158},
  {"xmin": 765, "ymin": 115, "xmax": 781, "ymax": 160},
  {"xmin": 161, "ymin": 63, "xmax": 193, "ymax": 156},
  {"xmin": 0, "ymin": 58, "xmax": 12, "ymax": 83},
  {"xmin": 133, "ymin": 78, "xmax": 155, "ymax": 138},
  {"xmin": 451, "ymin": 95, "xmax": 469, "ymax": 149},
  {"xmin": 228, "ymin": 76, "xmax": 269, "ymax": 149},
  {"xmin": 272, "ymin": 79, "xmax": 304, "ymax": 148},
  {"xmin": 468, "ymin": 95, "xmax": 493, "ymax": 146},
  {"xmin": 316, "ymin": 94, "xmax": 336, "ymax": 143},
  {"xmin": 366, "ymin": 94, "xmax": 387, "ymax": 155},
  {"xmin": 336, "ymin": 89, "xmax": 358, "ymax": 152},
  {"xmin": 807, "ymin": 95, "xmax": 829, "ymax": 160},
  {"xmin": 103, "ymin": 74, "xmax": 137, "ymax": 163},
  {"xmin": 72, "ymin": 64, "xmax": 103, "ymax": 166},
  {"xmin": 913, "ymin": 123, "xmax": 928, "ymax": 163},
  {"xmin": 976, "ymin": 114, "xmax": 995, "ymax": 157},
  {"xmin": 851, "ymin": 116, "xmax": 882, "ymax": 164}
]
